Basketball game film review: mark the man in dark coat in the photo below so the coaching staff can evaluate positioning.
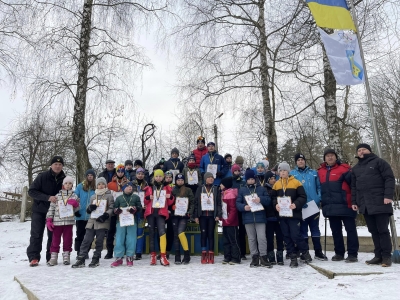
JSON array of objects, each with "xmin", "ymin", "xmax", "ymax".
[
  {"xmin": 98, "ymin": 159, "xmax": 116, "ymax": 183},
  {"xmin": 27, "ymin": 156, "xmax": 66, "ymax": 266},
  {"xmin": 351, "ymin": 143, "xmax": 395, "ymax": 267}
]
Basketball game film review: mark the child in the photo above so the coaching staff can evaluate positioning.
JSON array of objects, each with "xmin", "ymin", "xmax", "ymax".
[
  {"xmin": 72, "ymin": 177, "xmax": 114, "ymax": 268},
  {"xmin": 236, "ymin": 169, "xmax": 271, "ymax": 268},
  {"xmin": 143, "ymin": 169, "xmax": 175, "ymax": 266},
  {"xmin": 171, "ymin": 173, "xmax": 194, "ymax": 264},
  {"xmin": 220, "ymin": 176, "xmax": 240, "ymax": 265},
  {"xmin": 163, "ymin": 148, "xmax": 184, "ymax": 178},
  {"xmin": 272, "ymin": 161, "xmax": 311, "ymax": 268},
  {"xmin": 111, "ymin": 182, "xmax": 142, "ymax": 267},
  {"xmin": 165, "ymin": 171, "xmax": 175, "ymax": 187},
  {"xmin": 193, "ymin": 172, "xmax": 222, "ymax": 264},
  {"xmin": 164, "ymin": 170, "xmax": 175, "ymax": 257},
  {"xmin": 46, "ymin": 176, "xmax": 80, "ymax": 266},
  {"xmin": 264, "ymin": 172, "xmax": 284, "ymax": 265},
  {"xmin": 183, "ymin": 154, "xmax": 202, "ymax": 196},
  {"xmin": 231, "ymin": 164, "xmax": 245, "ymax": 189},
  {"xmin": 255, "ymin": 162, "xmax": 267, "ymax": 187}
]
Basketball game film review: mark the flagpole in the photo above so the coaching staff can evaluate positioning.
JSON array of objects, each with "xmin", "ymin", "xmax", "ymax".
[{"xmin": 348, "ymin": 0, "xmax": 399, "ymax": 259}]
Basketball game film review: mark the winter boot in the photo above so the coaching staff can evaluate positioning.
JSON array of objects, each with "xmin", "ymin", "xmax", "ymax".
[
  {"xmin": 47, "ymin": 252, "xmax": 58, "ymax": 266},
  {"xmin": 201, "ymin": 251, "xmax": 208, "ymax": 264},
  {"xmin": 174, "ymin": 251, "xmax": 182, "ymax": 265},
  {"xmin": 89, "ymin": 256, "xmax": 100, "ymax": 268},
  {"xmin": 382, "ymin": 257, "xmax": 392, "ymax": 267},
  {"xmin": 250, "ymin": 255, "xmax": 260, "ymax": 268},
  {"xmin": 241, "ymin": 255, "xmax": 247, "ymax": 260},
  {"xmin": 104, "ymin": 251, "xmax": 113, "ymax": 259},
  {"xmin": 222, "ymin": 259, "xmax": 230, "ymax": 264},
  {"xmin": 365, "ymin": 257, "xmax": 382, "ymax": 265},
  {"xmin": 29, "ymin": 259, "xmax": 39, "ymax": 267},
  {"xmin": 160, "ymin": 253, "xmax": 170, "ymax": 266},
  {"xmin": 300, "ymin": 250, "xmax": 312, "ymax": 263},
  {"xmin": 331, "ymin": 254, "xmax": 344, "ymax": 261},
  {"xmin": 314, "ymin": 250, "xmax": 328, "ymax": 261},
  {"xmin": 62, "ymin": 252, "xmax": 71, "ymax": 265},
  {"xmin": 260, "ymin": 255, "xmax": 273, "ymax": 268},
  {"xmin": 345, "ymin": 255, "xmax": 358, "ymax": 263},
  {"xmin": 135, "ymin": 253, "xmax": 142, "ymax": 260},
  {"xmin": 71, "ymin": 255, "xmax": 85, "ymax": 268},
  {"xmin": 208, "ymin": 251, "xmax": 215, "ymax": 264},
  {"xmin": 182, "ymin": 250, "xmax": 191, "ymax": 265},
  {"xmin": 285, "ymin": 252, "xmax": 290, "ymax": 259},
  {"xmin": 290, "ymin": 254, "xmax": 298, "ymax": 268},
  {"xmin": 150, "ymin": 252, "xmax": 157, "ymax": 265},
  {"xmin": 276, "ymin": 251, "xmax": 284, "ymax": 265},
  {"xmin": 267, "ymin": 251, "xmax": 276, "ymax": 265},
  {"xmin": 110, "ymin": 257, "xmax": 123, "ymax": 267},
  {"xmin": 126, "ymin": 256, "xmax": 134, "ymax": 267}
]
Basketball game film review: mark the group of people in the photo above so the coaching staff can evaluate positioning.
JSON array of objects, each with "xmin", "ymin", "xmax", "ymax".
[{"xmin": 26, "ymin": 136, "xmax": 396, "ymax": 269}]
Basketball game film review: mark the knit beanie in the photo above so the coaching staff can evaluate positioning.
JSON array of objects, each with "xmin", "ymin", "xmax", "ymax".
[
  {"xmin": 165, "ymin": 171, "xmax": 173, "ymax": 178},
  {"xmin": 245, "ymin": 169, "xmax": 256, "ymax": 181},
  {"xmin": 294, "ymin": 153, "xmax": 306, "ymax": 162},
  {"xmin": 136, "ymin": 167, "xmax": 145, "ymax": 174},
  {"xmin": 197, "ymin": 136, "xmax": 206, "ymax": 144},
  {"xmin": 124, "ymin": 160, "xmax": 133, "ymax": 166},
  {"xmin": 221, "ymin": 176, "xmax": 233, "ymax": 189},
  {"xmin": 50, "ymin": 156, "xmax": 64, "ymax": 165},
  {"xmin": 356, "ymin": 143, "xmax": 372, "ymax": 152},
  {"xmin": 175, "ymin": 173, "xmax": 185, "ymax": 181},
  {"xmin": 116, "ymin": 164, "xmax": 125, "ymax": 173},
  {"xmin": 154, "ymin": 169, "xmax": 164, "ymax": 177},
  {"xmin": 278, "ymin": 161, "xmax": 291, "ymax": 172},
  {"xmin": 224, "ymin": 153, "xmax": 232, "ymax": 160},
  {"xmin": 171, "ymin": 148, "xmax": 180, "ymax": 156},
  {"xmin": 265, "ymin": 171, "xmax": 276, "ymax": 183},
  {"xmin": 122, "ymin": 181, "xmax": 134, "ymax": 192},
  {"xmin": 63, "ymin": 176, "xmax": 74, "ymax": 185},
  {"xmin": 231, "ymin": 164, "xmax": 241, "ymax": 173},
  {"xmin": 85, "ymin": 169, "xmax": 96, "ymax": 177},
  {"xmin": 204, "ymin": 172, "xmax": 214, "ymax": 181},
  {"xmin": 235, "ymin": 156, "xmax": 244, "ymax": 164},
  {"xmin": 96, "ymin": 177, "xmax": 107, "ymax": 187},
  {"xmin": 188, "ymin": 154, "xmax": 196, "ymax": 162},
  {"xmin": 323, "ymin": 148, "xmax": 338, "ymax": 161},
  {"xmin": 256, "ymin": 162, "xmax": 265, "ymax": 169},
  {"xmin": 207, "ymin": 142, "xmax": 215, "ymax": 147},
  {"xmin": 261, "ymin": 159, "xmax": 269, "ymax": 169}
]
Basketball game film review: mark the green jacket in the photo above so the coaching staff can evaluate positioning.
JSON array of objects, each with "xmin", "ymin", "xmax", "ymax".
[
  {"xmin": 171, "ymin": 185, "xmax": 195, "ymax": 217},
  {"xmin": 114, "ymin": 192, "xmax": 142, "ymax": 213}
]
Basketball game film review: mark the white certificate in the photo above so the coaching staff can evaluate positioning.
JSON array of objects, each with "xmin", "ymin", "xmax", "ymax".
[
  {"xmin": 222, "ymin": 202, "xmax": 228, "ymax": 219},
  {"xmin": 207, "ymin": 164, "xmax": 218, "ymax": 178},
  {"xmin": 112, "ymin": 191, "xmax": 123, "ymax": 200},
  {"xmin": 152, "ymin": 190, "xmax": 166, "ymax": 208},
  {"xmin": 278, "ymin": 196, "xmax": 293, "ymax": 217},
  {"xmin": 119, "ymin": 207, "xmax": 135, "ymax": 227},
  {"xmin": 170, "ymin": 169, "xmax": 180, "ymax": 184},
  {"xmin": 58, "ymin": 200, "xmax": 74, "ymax": 218},
  {"xmin": 90, "ymin": 199, "xmax": 107, "ymax": 219},
  {"xmin": 302, "ymin": 200, "xmax": 320, "ymax": 220},
  {"xmin": 201, "ymin": 193, "xmax": 214, "ymax": 211},
  {"xmin": 175, "ymin": 197, "xmax": 188, "ymax": 216},
  {"xmin": 187, "ymin": 171, "xmax": 198, "ymax": 185},
  {"xmin": 134, "ymin": 191, "xmax": 145, "ymax": 207},
  {"xmin": 245, "ymin": 194, "xmax": 264, "ymax": 212}
]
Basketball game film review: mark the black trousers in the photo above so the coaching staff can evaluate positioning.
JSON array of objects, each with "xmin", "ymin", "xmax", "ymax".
[
  {"xmin": 329, "ymin": 216, "xmax": 359, "ymax": 257},
  {"xmin": 199, "ymin": 216, "xmax": 215, "ymax": 251},
  {"xmin": 266, "ymin": 220, "xmax": 284, "ymax": 252},
  {"xmin": 172, "ymin": 216, "xmax": 188, "ymax": 252},
  {"xmin": 79, "ymin": 228, "xmax": 106, "ymax": 258},
  {"xmin": 106, "ymin": 215, "xmax": 117, "ymax": 253},
  {"xmin": 75, "ymin": 220, "xmax": 89, "ymax": 254},
  {"xmin": 147, "ymin": 214, "xmax": 166, "ymax": 253},
  {"xmin": 223, "ymin": 226, "xmax": 241, "ymax": 262},
  {"xmin": 166, "ymin": 217, "xmax": 174, "ymax": 252},
  {"xmin": 238, "ymin": 213, "xmax": 247, "ymax": 256},
  {"xmin": 364, "ymin": 212, "xmax": 392, "ymax": 258},
  {"xmin": 27, "ymin": 211, "xmax": 53, "ymax": 262}
]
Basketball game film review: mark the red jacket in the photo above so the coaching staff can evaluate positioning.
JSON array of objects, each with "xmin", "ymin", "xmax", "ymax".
[
  {"xmin": 192, "ymin": 147, "xmax": 208, "ymax": 168},
  {"xmin": 143, "ymin": 184, "xmax": 175, "ymax": 220},
  {"xmin": 221, "ymin": 188, "xmax": 239, "ymax": 226}
]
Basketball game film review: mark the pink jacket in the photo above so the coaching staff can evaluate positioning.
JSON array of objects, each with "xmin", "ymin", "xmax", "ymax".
[{"xmin": 221, "ymin": 188, "xmax": 239, "ymax": 227}]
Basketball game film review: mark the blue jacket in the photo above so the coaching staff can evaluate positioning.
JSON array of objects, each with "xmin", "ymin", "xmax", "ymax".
[
  {"xmin": 290, "ymin": 166, "xmax": 321, "ymax": 207},
  {"xmin": 199, "ymin": 151, "xmax": 228, "ymax": 186},
  {"xmin": 224, "ymin": 163, "xmax": 233, "ymax": 178},
  {"xmin": 74, "ymin": 182, "xmax": 95, "ymax": 221},
  {"xmin": 236, "ymin": 184, "xmax": 270, "ymax": 224}
]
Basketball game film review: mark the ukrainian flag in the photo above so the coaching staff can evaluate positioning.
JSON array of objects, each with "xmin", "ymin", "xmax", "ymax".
[{"xmin": 307, "ymin": 0, "xmax": 356, "ymax": 31}]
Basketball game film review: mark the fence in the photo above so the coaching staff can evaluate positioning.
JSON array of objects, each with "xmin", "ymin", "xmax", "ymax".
[{"xmin": 0, "ymin": 187, "xmax": 32, "ymax": 221}]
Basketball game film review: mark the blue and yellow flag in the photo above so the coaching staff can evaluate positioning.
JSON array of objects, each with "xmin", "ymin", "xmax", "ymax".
[{"xmin": 307, "ymin": 0, "xmax": 356, "ymax": 31}]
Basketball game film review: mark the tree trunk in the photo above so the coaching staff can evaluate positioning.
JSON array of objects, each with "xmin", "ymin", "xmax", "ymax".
[
  {"xmin": 73, "ymin": 0, "xmax": 93, "ymax": 182},
  {"xmin": 258, "ymin": 0, "xmax": 278, "ymax": 166}
]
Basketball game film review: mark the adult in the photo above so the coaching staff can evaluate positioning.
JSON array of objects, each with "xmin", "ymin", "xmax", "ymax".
[
  {"xmin": 224, "ymin": 153, "xmax": 233, "ymax": 177},
  {"xmin": 163, "ymin": 148, "xmax": 185, "ymax": 177},
  {"xmin": 351, "ymin": 143, "xmax": 395, "ymax": 267},
  {"xmin": 317, "ymin": 149, "xmax": 359, "ymax": 262},
  {"xmin": 199, "ymin": 142, "xmax": 228, "ymax": 186},
  {"xmin": 27, "ymin": 156, "xmax": 66, "ymax": 266},
  {"xmin": 290, "ymin": 153, "xmax": 327, "ymax": 260},
  {"xmin": 98, "ymin": 159, "xmax": 116, "ymax": 183},
  {"xmin": 192, "ymin": 136, "xmax": 208, "ymax": 168}
]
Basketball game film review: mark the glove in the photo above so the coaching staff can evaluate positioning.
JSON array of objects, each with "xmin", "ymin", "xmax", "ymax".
[
  {"xmin": 96, "ymin": 213, "xmax": 109, "ymax": 223},
  {"xmin": 129, "ymin": 207, "xmax": 137, "ymax": 215},
  {"xmin": 74, "ymin": 211, "xmax": 81, "ymax": 218},
  {"xmin": 87, "ymin": 204, "xmax": 97, "ymax": 214},
  {"xmin": 216, "ymin": 171, "xmax": 222, "ymax": 178},
  {"xmin": 46, "ymin": 218, "xmax": 54, "ymax": 232},
  {"xmin": 67, "ymin": 199, "xmax": 79, "ymax": 208},
  {"xmin": 114, "ymin": 208, "xmax": 123, "ymax": 215}
]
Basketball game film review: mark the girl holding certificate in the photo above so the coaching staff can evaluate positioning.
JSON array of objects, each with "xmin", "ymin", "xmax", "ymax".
[
  {"xmin": 111, "ymin": 182, "xmax": 142, "ymax": 267},
  {"xmin": 144, "ymin": 169, "xmax": 175, "ymax": 266},
  {"xmin": 171, "ymin": 173, "xmax": 195, "ymax": 265},
  {"xmin": 46, "ymin": 176, "xmax": 80, "ymax": 266},
  {"xmin": 193, "ymin": 172, "xmax": 222, "ymax": 264},
  {"xmin": 271, "ymin": 162, "xmax": 311, "ymax": 268},
  {"xmin": 183, "ymin": 154, "xmax": 202, "ymax": 196}
]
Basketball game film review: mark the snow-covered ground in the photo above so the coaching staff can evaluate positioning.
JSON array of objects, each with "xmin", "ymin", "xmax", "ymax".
[{"xmin": 1, "ymin": 221, "xmax": 399, "ymax": 300}]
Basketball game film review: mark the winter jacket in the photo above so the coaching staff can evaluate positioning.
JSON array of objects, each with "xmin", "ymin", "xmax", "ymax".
[
  {"xmin": 125, "ymin": 169, "xmax": 135, "ymax": 181},
  {"xmin": 143, "ymin": 183, "xmax": 175, "ymax": 220},
  {"xmin": 224, "ymin": 163, "xmax": 233, "ymax": 178},
  {"xmin": 114, "ymin": 192, "xmax": 142, "ymax": 224},
  {"xmin": 163, "ymin": 158, "xmax": 185, "ymax": 173},
  {"xmin": 86, "ymin": 190, "xmax": 114, "ymax": 230},
  {"xmin": 265, "ymin": 183, "xmax": 278, "ymax": 220},
  {"xmin": 236, "ymin": 184, "xmax": 270, "ymax": 224},
  {"xmin": 74, "ymin": 182, "xmax": 95, "ymax": 221},
  {"xmin": 221, "ymin": 188, "xmax": 239, "ymax": 226},
  {"xmin": 171, "ymin": 185, "xmax": 195, "ymax": 217},
  {"xmin": 351, "ymin": 153, "xmax": 395, "ymax": 215},
  {"xmin": 183, "ymin": 166, "xmax": 203, "ymax": 186},
  {"xmin": 255, "ymin": 174, "xmax": 267, "ymax": 187},
  {"xmin": 199, "ymin": 151, "xmax": 228, "ymax": 186},
  {"xmin": 46, "ymin": 190, "xmax": 80, "ymax": 226},
  {"xmin": 98, "ymin": 169, "xmax": 116, "ymax": 183},
  {"xmin": 107, "ymin": 175, "xmax": 129, "ymax": 192},
  {"xmin": 129, "ymin": 168, "xmax": 151, "ymax": 183},
  {"xmin": 290, "ymin": 166, "xmax": 321, "ymax": 207},
  {"xmin": 29, "ymin": 169, "xmax": 66, "ymax": 214},
  {"xmin": 193, "ymin": 185, "xmax": 222, "ymax": 219},
  {"xmin": 192, "ymin": 147, "xmax": 208, "ymax": 168},
  {"xmin": 232, "ymin": 175, "xmax": 245, "ymax": 190},
  {"xmin": 318, "ymin": 161, "xmax": 355, "ymax": 218},
  {"xmin": 271, "ymin": 176, "xmax": 307, "ymax": 220}
]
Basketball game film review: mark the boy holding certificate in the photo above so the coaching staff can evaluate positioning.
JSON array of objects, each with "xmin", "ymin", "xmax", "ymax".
[
  {"xmin": 111, "ymin": 181, "xmax": 142, "ymax": 267},
  {"xmin": 46, "ymin": 176, "xmax": 80, "ymax": 266},
  {"xmin": 171, "ymin": 173, "xmax": 195, "ymax": 265},
  {"xmin": 272, "ymin": 162, "xmax": 311, "ymax": 268},
  {"xmin": 183, "ymin": 154, "xmax": 202, "ymax": 196},
  {"xmin": 236, "ymin": 170, "xmax": 271, "ymax": 268}
]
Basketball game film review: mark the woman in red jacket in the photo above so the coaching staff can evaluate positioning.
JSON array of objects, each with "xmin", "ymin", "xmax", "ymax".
[
  {"xmin": 143, "ymin": 169, "xmax": 174, "ymax": 266},
  {"xmin": 220, "ymin": 177, "xmax": 241, "ymax": 264}
]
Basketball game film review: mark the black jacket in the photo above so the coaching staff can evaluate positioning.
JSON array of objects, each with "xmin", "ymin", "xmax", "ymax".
[
  {"xmin": 193, "ymin": 184, "xmax": 222, "ymax": 219},
  {"xmin": 28, "ymin": 169, "xmax": 66, "ymax": 214},
  {"xmin": 98, "ymin": 169, "xmax": 116, "ymax": 183},
  {"xmin": 265, "ymin": 184, "xmax": 278, "ymax": 219},
  {"xmin": 163, "ymin": 158, "xmax": 184, "ymax": 173},
  {"xmin": 351, "ymin": 153, "xmax": 395, "ymax": 215}
]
